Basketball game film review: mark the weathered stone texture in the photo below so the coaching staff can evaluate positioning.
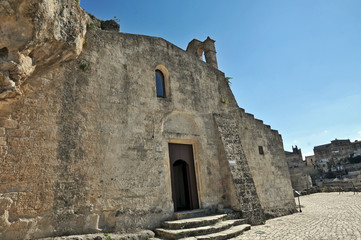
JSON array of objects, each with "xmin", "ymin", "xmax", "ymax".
[
  {"xmin": 285, "ymin": 147, "xmax": 312, "ymax": 191},
  {"xmin": 0, "ymin": 0, "xmax": 88, "ymax": 100},
  {"xmin": 288, "ymin": 167, "xmax": 312, "ymax": 191},
  {"xmin": 213, "ymin": 113, "xmax": 265, "ymax": 225},
  {"xmin": 237, "ymin": 109, "xmax": 297, "ymax": 218},
  {"xmin": 0, "ymin": 28, "xmax": 244, "ymax": 238},
  {"xmin": 101, "ymin": 20, "xmax": 120, "ymax": 32},
  {"xmin": 0, "ymin": 2, "xmax": 296, "ymax": 239}
]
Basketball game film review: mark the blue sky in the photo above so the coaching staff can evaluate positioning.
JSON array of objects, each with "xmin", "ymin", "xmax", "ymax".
[{"xmin": 80, "ymin": 0, "xmax": 361, "ymax": 158}]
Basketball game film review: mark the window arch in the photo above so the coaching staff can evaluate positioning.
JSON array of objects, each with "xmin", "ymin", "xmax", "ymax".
[
  {"xmin": 155, "ymin": 65, "xmax": 170, "ymax": 98},
  {"xmin": 197, "ymin": 47, "xmax": 205, "ymax": 62},
  {"xmin": 155, "ymin": 70, "xmax": 165, "ymax": 98}
]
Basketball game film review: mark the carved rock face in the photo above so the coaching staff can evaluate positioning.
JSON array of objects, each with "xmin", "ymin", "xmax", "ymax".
[{"xmin": 0, "ymin": 0, "xmax": 88, "ymax": 100}]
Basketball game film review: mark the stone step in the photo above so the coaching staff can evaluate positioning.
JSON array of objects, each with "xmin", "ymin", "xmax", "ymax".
[
  {"xmin": 184, "ymin": 224, "xmax": 251, "ymax": 240},
  {"xmin": 162, "ymin": 214, "xmax": 228, "ymax": 229},
  {"xmin": 173, "ymin": 209, "xmax": 210, "ymax": 220},
  {"xmin": 39, "ymin": 230, "xmax": 155, "ymax": 240},
  {"xmin": 155, "ymin": 219, "xmax": 245, "ymax": 239}
]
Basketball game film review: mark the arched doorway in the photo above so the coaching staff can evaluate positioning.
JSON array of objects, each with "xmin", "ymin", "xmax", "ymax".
[
  {"xmin": 172, "ymin": 160, "xmax": 191, "ymax": 210},
  {"xmin": 169, "ymin": 144, "xmax": 199, "ymax": 211}
]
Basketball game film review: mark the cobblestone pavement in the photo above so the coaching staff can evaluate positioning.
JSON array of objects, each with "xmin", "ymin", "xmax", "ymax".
[{"xmin": 237, "ymin": 192, "xmax": 361, "ymax": 240}]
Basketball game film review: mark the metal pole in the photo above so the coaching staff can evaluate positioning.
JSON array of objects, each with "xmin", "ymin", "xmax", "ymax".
[
  {"xmin": 298, "ymin": 195, "xmax": 302, "ymax": 212},
  {"xmin": 294, "ymin": 190, "xmax": 302, "ymax": 213}
]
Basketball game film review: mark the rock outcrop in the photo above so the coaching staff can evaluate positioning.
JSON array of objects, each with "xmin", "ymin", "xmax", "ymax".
[{"xmin": 0, "ymin": 0, "xmax": 88, "ymax": 100}]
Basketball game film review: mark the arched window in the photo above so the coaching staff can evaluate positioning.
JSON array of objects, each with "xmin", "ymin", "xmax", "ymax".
[
  {"xmin": 155, "ymin": 65, "xmax": 169, "ymax": 99},
  {"xmin": 197, "ymin": 47, "xmax": 205, "ymax": 62},
  {"xmin": 155, "ymin": 70, "xmax": 165, "ymax": 98}
]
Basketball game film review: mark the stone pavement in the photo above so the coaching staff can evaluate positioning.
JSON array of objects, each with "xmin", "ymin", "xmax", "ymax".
[{"xmin": 236, "ymin": 192, "xmax": 361, "ymax": 240}]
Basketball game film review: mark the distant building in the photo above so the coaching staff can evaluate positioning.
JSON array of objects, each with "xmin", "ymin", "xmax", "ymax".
[
  {"xmin": 285, "ymin": 146, "xmax": 303, "ymax": 168},
  {"xmin": 317, "ymin": 158, "xmax": 329, "ymax": 173},
  {"xmin": 353, "ymin": 140, "xmax": 361, "ymax": 156},
  {"xmin": 314, "ymin": 139, "xmax": 361, "ymax": 171},
  {"xmin": 305, "ymin": 155, "xmax": 315, "ymax": 166},
  {"xmin": 285, "ymin": 146, "xmax": 311, "ymax": 191},
  {"xmin": 302, "ymin": 139, "xmax": 361, "ymax": 189}
]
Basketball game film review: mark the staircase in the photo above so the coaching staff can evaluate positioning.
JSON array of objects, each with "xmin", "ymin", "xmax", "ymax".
[{"xmin": 154, "ymin": 210, "xmax": 251, "ymax": 240}]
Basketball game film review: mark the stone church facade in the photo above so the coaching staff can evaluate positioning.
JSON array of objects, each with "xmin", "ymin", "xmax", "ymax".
[{"xmin": 0, "ymin": 1, "xmax": 295, "ymax": 239}]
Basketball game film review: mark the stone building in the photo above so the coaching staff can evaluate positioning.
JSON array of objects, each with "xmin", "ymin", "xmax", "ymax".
[
  {"xmin": 314, "ymin": 139, "xmax": 361, "ymax": 171},
  {"xmin": 285, "ymin": 146, "xmax": 311, "ymax": 191},
  {"xmin": 0, "ymin": 1, "xmax": 296, "ymax": 239},
  {"xmin": 285, "ymin": 146, "xmax": 303, "ymax": 169},
  {"xmin": 305, "ymin": 155, "xmax": 316, "ymax": 166}
]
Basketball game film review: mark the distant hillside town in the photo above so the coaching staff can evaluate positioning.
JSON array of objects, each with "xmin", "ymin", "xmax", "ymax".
[{"xmin": 285, "ymin": 139, "xmax": 361, "ymax": 192}]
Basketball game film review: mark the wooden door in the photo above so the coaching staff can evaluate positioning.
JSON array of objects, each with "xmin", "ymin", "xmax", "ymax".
[{"xmin": 169, "ymin": 143, "xmax": 199, "ymax": 211}]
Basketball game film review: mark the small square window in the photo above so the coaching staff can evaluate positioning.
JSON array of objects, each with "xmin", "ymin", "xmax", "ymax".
[{"xmin": 258, "ymin": 146, "xmax": 264, "ymax": 155}]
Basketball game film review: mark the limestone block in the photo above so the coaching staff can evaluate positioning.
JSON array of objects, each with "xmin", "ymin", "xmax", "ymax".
[
  {"xmin": 0, "ymin": 119, "xmax": 18, "ymax": 129},
  {"xmin": 0, "ymin": 197, "xmax": 12, "ymax": 229},
  {"xmin": 0, "ymin": 127, "xmax": 5, "ymax": 136},
  {"xmin": 0, "ymin": 137, "xmax": 6, "ymax": 145},
  {"xmin": 84, "ymin": 214, "xmax": 101, "ymax": 233},
  {"xmin": 0, "ymin": 102, "xmax": 13, "ymax": 118},
  {"xmin": 0, "ymin": 146, "xmax": 7, "ymax": 155}
]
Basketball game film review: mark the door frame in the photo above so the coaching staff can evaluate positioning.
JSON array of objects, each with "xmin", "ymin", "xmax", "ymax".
[{"xmin": 168, "ymin": 139, "xmax": 201, "ymax": 211}]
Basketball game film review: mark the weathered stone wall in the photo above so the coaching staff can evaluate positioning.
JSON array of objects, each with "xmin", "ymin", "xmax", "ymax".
[
  {"xmin": 0, "ymin": 2, "xmax": 296, "ymax": 238},
  {"xmin": 288, "ymin": 168, "xmax": 312, "ymax": 191},
  {"xmin": 285, "ymin": 147, "xmax": 312, "ymax": 191},
  {"xmin": 0, "ymin": 28, "xmax": 262, "ymax": 239},
  {"xmin": 236, "ymin": 109, "xmax": 297, "ymax": 218},
  {"xmin": 213, "ymin": 113, "xmax": 265, "ymax": 224},
  {"xmin": 314, "ymin": 139, "xmax": 354, "ymax": 163}
]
